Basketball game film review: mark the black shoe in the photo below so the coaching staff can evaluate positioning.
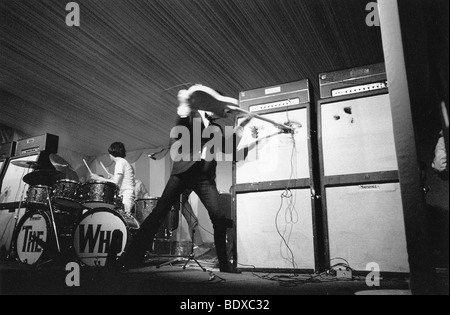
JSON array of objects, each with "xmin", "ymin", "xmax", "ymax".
[{"xmin": 219, "ymin": 262, "xmax": 241, "ymax": 274}]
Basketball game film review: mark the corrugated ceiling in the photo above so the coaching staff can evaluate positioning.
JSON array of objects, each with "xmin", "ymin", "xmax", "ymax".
[{"xmin": 0, "ymin": 0, "xmax": 384, "ymax": 157}]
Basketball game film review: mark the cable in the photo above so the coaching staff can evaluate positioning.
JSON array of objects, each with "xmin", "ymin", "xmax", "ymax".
[
  {"xmin": 275, "ymin": 194, "xmax": 297, "ymax": 272},
  {"xmin": 273, "ymin": 107, "xmax": 300, "ymax": 272},
  {"xmin": 161, "ymin": 82, "xmax": 194, "ymax": 93}
]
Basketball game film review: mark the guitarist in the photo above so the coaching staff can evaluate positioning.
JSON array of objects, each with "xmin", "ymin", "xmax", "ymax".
[{"xmin": 120, "ymin": 87, "xmax": 252, "ymax": 273}]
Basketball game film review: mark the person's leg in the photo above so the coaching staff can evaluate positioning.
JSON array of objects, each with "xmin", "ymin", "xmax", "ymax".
[
  {"xmin": 192, "ymin": 178, "xmax": 236, "ymax": 272},
  {"xmin": 120, "ymin": 175, "xmax": 188, "ymax": 267}
]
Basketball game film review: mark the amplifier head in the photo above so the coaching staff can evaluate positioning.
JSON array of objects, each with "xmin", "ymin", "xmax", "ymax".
[
  {"xmin": 319, "ymin": 62, "xmax": 387, "ymax": 99},
  {"xmin": 14, "ymin": 134, "xmax": 58, "ymax": 157},
  {"xmin": 239, "ymin": 79, "xmax": 310, "ymax": 113}
]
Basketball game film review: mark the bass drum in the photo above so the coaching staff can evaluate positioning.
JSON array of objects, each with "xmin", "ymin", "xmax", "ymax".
[
  {"xmin": 73, "ymin": 208, "xmax": 139, "ymax": 267},
  {"xmin": 13, "ymin": 209, "xmax": 80, "ymax": 266},
  {"xmin": 13, "ymin": 210, "xmax": 53, "ymax": 265}
]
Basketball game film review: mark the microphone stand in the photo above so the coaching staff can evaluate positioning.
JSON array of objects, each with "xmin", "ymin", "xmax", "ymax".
[{"xmin": 156, "ymin": 194, "xmax": 206, "ymax": 272}]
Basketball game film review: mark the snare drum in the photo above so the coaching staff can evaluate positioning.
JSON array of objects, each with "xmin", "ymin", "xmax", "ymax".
[
  {"xmin": 73, "ymin": 208, "xmax": 139, "ymax": 267},
  {"xmin": 26, "ymin": 185, "xmax": 51, "ymax": 208},
  {"xmin": 80, "ymin": 180, "xmax": 120, "ymax": 209},
  {"xmin": 52, "ymin": 179, "xmax": 83, "ymax": 210}
]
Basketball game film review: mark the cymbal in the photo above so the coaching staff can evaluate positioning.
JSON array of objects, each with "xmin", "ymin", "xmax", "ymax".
[
  {"xmin": 23, "ymin": 169, "xmax": 65, "ymax": 186},
  {"xmin": 11, "ymin": 160, "xmax": 41, "ymax": 169},
  {"xmin": 49, "ymin": 153, "xmax": 70, "ymax": 168}
]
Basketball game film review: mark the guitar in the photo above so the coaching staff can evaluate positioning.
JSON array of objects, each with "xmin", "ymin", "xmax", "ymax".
[{"xmin": 186, "ymin": 84, "xmax": 297, "ymax": 132}]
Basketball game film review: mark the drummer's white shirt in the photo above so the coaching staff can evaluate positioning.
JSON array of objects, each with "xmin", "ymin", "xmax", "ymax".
[{"xmin": 114, "ymin": 157, "xmax": 135, "ymax": 193}]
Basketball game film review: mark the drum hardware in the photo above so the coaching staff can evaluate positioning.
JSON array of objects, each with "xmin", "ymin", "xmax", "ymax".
[
  {"xmin": 9, "ymin": 157, "xmax": 81, "ymax": 266},
  {"xmin": 11, "ymin": 185, "xmax": 84, "ymax": 266},
  {"xmin": 47, "ymin": 186, "xmax": 61, "ymax": 253}
]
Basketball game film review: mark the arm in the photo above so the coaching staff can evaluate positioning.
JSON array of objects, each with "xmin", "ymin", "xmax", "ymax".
[{"xmin": 90, "ymin": 173, "xmax": 123, "ymax": 186}]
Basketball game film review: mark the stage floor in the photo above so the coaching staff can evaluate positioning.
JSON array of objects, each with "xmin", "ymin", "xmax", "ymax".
[{"xmin": 0, "ymin": 256, "xmax": 413, "ymax": 296}]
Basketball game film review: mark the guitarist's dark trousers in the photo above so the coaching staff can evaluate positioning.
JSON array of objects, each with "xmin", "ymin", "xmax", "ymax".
[{"xmin": 121, "ymin": 160, "xmax": 230, "ymax": 270}]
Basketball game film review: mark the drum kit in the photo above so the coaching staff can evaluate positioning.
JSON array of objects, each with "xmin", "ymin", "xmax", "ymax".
[{"xmin": 10, "ymin": 154, "xmax": 140, "ymax": 268}]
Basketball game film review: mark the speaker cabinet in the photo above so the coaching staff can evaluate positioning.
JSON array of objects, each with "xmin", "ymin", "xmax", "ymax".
[
  {"xmin": 0, "ymin": 207, "xmax": 26, "ymax": 257},
  {"xmin": 235, "ymin": 188, "xmax": 315, "ymax": 270},
  {"xmin": 233, "ymin": 80, "xmax": 319, "ymax": 271},
  {"xmin": 325, "ymin": 183, "xmax": 409, "ymax": 273},
  {"xmin": 0, "ymin": 154, "xmax": 39, "ymax": 204},
  {"xmin": 320, "ymin": 93, "xmax": 398, "ymax": 176}
]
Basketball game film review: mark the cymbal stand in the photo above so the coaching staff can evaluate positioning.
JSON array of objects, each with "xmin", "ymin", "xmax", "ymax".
[{"xmin": 45, "ymin": 186, "xmax": 61, "ymax": 254}]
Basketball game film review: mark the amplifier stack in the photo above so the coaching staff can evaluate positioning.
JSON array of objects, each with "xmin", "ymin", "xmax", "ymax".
[
  {"xmin": 317, "ymin": 63, "xmax": 409, "ymax": 273},
  {"xmin": 233, "ymin": 79, "xmax": 320, "ymax": 272}
]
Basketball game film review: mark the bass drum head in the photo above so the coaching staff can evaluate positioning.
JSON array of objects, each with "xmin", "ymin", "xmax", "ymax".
[
  {"xmin": 14, "ymin": 210, "xmax": 51, "ymax": 265},
  {"xmin": 73, "ymin": 208, "xmax": 128, "ymax": 267}
]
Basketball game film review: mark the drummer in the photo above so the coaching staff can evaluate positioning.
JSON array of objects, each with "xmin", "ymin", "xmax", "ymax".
[{"xmin": 90, "ymin": 142, "xmax": 136, "ymax": 214}]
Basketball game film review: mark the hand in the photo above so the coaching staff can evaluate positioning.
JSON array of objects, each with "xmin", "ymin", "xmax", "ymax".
[
  {"xmin": 239, "ymin": 114, "xmax": 253, "ymax": 128},
  {"xmin": 177, "ymin": 103, "xmax": 191, "ymax": 117},
  {"xmin": 177, "ymin": 89, "xmax": 190, "ymax": 104},
  {"xmin": 177, "ymin": 89, "xmax": 192, "ymax": 117}
]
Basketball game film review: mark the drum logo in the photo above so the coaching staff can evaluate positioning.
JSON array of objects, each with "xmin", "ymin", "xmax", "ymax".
[
  {"xmin": 20, "ymin": 225, "xmax": 45, "ymax": 253},
  {"xmin": 77, "ymin": 224, "xmax": 124, "ymax": 254}
]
